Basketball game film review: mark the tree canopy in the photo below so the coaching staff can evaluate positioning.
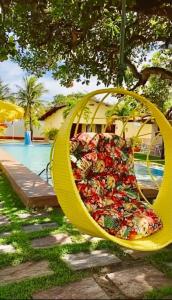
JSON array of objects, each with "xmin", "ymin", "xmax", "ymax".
[{"xmin": 0, "ymin": 0, "xmax": 171, "ymax": 89}]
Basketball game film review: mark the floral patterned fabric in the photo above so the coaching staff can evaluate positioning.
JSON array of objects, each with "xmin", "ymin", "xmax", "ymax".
[{"xmin": 70, "ymin": 132, "xmax": 163, "ymax": 240}]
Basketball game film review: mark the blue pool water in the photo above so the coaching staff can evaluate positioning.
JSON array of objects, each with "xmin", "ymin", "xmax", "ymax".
[
  {"xmin": 134, "ymin": 163, "xmax": 164, "ymax": 182},
  {"xmin": 0, "ymin": 143, "xmax": 164, "ymax": 183},
  {"xmin": 0, "ymin": 143, "xmax": 51, "ymax": 178}
]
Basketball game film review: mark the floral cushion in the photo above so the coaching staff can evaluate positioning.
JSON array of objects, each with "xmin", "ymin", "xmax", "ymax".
[{"xmin": 70, "ymin": 132, "xmax": 163, "ymax": 240}]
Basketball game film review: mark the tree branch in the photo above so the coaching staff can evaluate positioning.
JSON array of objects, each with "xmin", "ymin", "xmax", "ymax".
[
  {"xmin": 125, "ymin": 57, "xmax": 142, "ymax": 81},
  {"xmin": 141, "ymin": 67, "xmax": 172, "ymax": 83},
  {"xmin": 125, "ymin": 57, "xmax": 172, "ymax": 90}
]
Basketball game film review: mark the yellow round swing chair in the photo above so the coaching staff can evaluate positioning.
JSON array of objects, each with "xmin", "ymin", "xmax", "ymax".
[{"xmin": 52, "ymin": 87, "xmax": 172, "ymax": 252}]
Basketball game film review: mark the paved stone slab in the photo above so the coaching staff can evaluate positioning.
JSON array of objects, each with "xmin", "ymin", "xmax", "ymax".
[
  {"xmin": 107, "ymin": 265, "xmax": 172, "ymax": 299},
  {"xmin": 122, "ymin": 248, "xmax": 157, "ymax": 259},
  {"xmin": 164, "ymin": 262, "xmax": 172, "ymax": 268},
  {"xmin": 17, "ymin": 212, "xmax": 49, "ymax": 220},
  {"xmin": 82, "ymin": 234, "xmax": 104, "ymax": 243},
  {"xmin": 0, "ymin": 231, "xmax": 11, "ymax": 238},
  {"xmin": 0, "ymin": 244, "xmax": 15, "ymax": 253},
  {"xmin": 32, "ymin": 277, "xmax": 109, "ymax": 299},
  {"xmin": 22, "ymin": 222, "xmax": 58, "ymax": 232},
  {"xmin": 63, "ymin": 250, "xmax": 121, "ymax": 271},
  {"xmin": 0, "ymin": 260, "xmax": 53, "ymax": 284},
  {"xmin": 31, "ymin": 233, "xmax": 72, "ymax": 248},
  {"xmin": 0, "ymin": 215, "xmax": 10, "ymax": 226},
  {"xmin": 93, "ymin": 274, "xmax": 124, "ymax": 299}
]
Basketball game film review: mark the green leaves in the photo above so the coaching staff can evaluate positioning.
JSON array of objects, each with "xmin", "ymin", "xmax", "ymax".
[
  {"xmin": 0, "ymin": 0, "xmax": 171, "ymax": 90},
  {"xmin": 17, "ymin": 76, "xmax": 47, "ymax": 132}
]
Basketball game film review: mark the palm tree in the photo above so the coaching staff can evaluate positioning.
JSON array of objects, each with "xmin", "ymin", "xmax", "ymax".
[
  {"xmin": 0, "ymin": 79, "xmax": 15, "ymax": 102},
  {"xmin": 106, "ymin": 97, "xmax": 142, "ymax": 139},
  {"xmin": 17, "ymin": 76, "xmax": 47, "ymax": 140}
]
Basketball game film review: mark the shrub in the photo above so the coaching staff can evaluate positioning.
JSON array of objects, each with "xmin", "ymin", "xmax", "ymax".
[{"xmin": 44, "ymin": 128, "xmax": 58, "ymax": 140}]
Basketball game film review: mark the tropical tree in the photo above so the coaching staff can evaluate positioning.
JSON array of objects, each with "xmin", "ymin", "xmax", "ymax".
[
  {"xmin": 1, "ymin": 1, "xmax": 171, "ymax": 89},
  {"xmin": 0, "ymin": 79, "xmax": 15, "ymax": 102},
  {"xmin": 106, "ymin": 97, "xmax": 143, "ymax": 139},
  {"xmin": 142, "ymin": 76, "xmax": 171, "ymax": 112},
  {"xmin": 17, "ymin": 76, "xmax": 47, "ymax": 139}
]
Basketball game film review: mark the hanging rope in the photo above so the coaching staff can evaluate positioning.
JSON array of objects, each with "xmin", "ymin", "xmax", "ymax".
[{"xmin": 117, "ymin": 0, "xmax": 126, "ymax": 86}]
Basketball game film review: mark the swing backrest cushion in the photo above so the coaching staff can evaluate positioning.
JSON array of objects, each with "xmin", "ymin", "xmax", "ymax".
[{"xmin": 70, "ymin": 132, "xmax": 162, "ymax": 240}]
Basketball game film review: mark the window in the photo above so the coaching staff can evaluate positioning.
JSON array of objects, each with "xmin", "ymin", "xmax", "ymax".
[
  {"xmin": 95, "ymin": 124, "xmax": 102, "ymax": 133},
  {"xmin": 86, "ymin": 124, "xmax": 91, "ymax": 132},
  {"xmin": 105, "ymin": 124, "xmax": 116, "ymax": 133},
  {"xmin": 70, "ymin": 124, "xmax": 82, "ymax": 137}
]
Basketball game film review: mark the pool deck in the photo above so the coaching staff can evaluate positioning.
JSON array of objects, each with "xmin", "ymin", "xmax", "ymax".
[
  {"xmin": 139, "ymin": 181, "xmax": 159, "ymax": 200},
  {"xmin": 0, "ymin": 149, "xmax": 58, "ymax": 208}
]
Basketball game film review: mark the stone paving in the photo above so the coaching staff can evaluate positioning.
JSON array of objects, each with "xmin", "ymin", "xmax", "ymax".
[
  {"xmin": 0, "ymin": 244, "xmax": 15, "ymax": 253},
  {"xmin": 0, "ymin": 260, "xmax": 53, "ymax": 285},
  {"xmin": 33, "ymin": 278, "xmax": 109, "ymax": 299},
  {"xmin": 0, "ymin": 231, "xmax": 11, "ymax": 237},
  {"xmin": 63, "ymin": 250, "xmax": 122, "ymax": 271},
  {"xmin": 107, "ymin": 265, "xmax": 172, "ymax": 299},
  {"xmin": 31, "ymin": 233, "xmax": 72, "ymax": 248},
  {"xmin": 22, "ymin": 221, "xmax": 58, "ymax": 232},
  {"xmin": 17, "ymin": 211, "xmax": 49, "ymax": 219},
  {"xmin": 0, "ymin": 206, "xmax": 172, "ymax": 299},
  {"xmin": 0, "ymin": 214, "xmax": 11, "ymax": 226}
]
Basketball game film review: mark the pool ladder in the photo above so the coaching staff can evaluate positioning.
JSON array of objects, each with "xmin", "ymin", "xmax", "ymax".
[{"xmin": 38, "ymin": 162, "xmax": 51, "ymax": 183}]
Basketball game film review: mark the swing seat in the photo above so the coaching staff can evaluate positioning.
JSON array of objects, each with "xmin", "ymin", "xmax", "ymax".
[
  {"xmin": 70, "ymin": 132, "xmax": 162, "ymax": 240},
  {"xmin": 52, "ymin": 88, "xmax": 172, "ymax": 251}
]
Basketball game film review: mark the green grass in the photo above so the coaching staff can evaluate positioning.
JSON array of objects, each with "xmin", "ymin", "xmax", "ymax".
[
  {"xmin": 0, "ymin": 174, "xmax": 124, "ymax": 299},
  {"xmin": 144, "ymin": 287, "xmax": 172, "ymax": 299},
  {"xmin": 0, "ymin": 173, "xmax": 172, "ymax": 299},
  {"xmin": 134, "ymin": 153, "xmax": 165, "ymax": 165}
]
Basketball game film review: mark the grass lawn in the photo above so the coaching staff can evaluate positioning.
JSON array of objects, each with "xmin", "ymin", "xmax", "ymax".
[
  {"xmin": 0, "ymin": 173, "xmax": 171, "ymax": 299},
  {"xmin": 134, "ymin": 152, "xmax": 165, "ymax": 165}
]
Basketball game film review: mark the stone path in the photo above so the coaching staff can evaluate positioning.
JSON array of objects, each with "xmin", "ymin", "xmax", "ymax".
[
  {"xmin": 32, "ymin": 278, "xmax": 109, "ymax": 299},
  {"xmin": 0, "ymin": 260, "xmax": 53, "ymax": 285},
  {"xmin": 31, "ymin": 233, "xmax": 72, "ymax": 248},
  {"xmin": 82, "ymin": 234, "xmax": 104, "ymax": 243},
  {"xmin": 0, "ymin": 214, "xmax": 10, "ymax": 226},
  {"xmin": 107, "ymin": 265, "xmax": 172, "ymax": 299},
  {"xmin": 0, "ymin": 231, "xmax": 11, "ymax": 237},
  {"xmin": 63, "ymin": 250, "xmax": 122, "ymax": 270},
  {"xmin": 0, "ymin": 244, "xmax": 15, "ymax": 253},
  {"xmin": 17, "ymin": 211, "xmax": 49, "ymax": 220},
  {"xmin": 22, "ymin": 222, "xmax": 58, "ymax": 232},
  {"xmin": 0, "ymin": 200, "xmax": 172, "ymax": 299}
]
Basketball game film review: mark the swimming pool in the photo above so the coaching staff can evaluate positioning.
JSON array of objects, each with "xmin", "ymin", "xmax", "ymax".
[
  {"xmin": 0, "ymin": 143, "xmax": 164, "ymax": 183},
  {"xmin": 0, "ymin": 143, "xmax": 51, "ymax": 179},
  {"xmin": 134, "ymin": 162, "xmax": 164, "ymax": 182}
]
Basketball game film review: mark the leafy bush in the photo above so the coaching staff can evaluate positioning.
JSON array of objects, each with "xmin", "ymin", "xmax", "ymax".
[
  {"xmin": 44, "ymin": 128, "xmax": 58, "ymax": 140},
  {"xmin": 130, "ymin": 136, "xmax": 142, "ymax": 147}
]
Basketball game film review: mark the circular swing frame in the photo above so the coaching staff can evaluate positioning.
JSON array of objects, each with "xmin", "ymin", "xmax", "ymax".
[{"xmin": 52, "ymin": 88, "xmax": 172, "ymax": 251}]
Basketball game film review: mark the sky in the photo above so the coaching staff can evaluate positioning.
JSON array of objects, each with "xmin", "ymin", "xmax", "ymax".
[
  {"xmin": 0, "ymin": 49, "xmax": 155, "ymax": 103},
  {"xmin": 0, "ymin": 60, "xmax": 108, "ymax": 102}
]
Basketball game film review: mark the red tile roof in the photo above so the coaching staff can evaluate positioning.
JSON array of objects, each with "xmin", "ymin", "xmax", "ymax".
[{"xmin": 39, "ymin": 104, "xmax": 67, "ymax": 121}]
